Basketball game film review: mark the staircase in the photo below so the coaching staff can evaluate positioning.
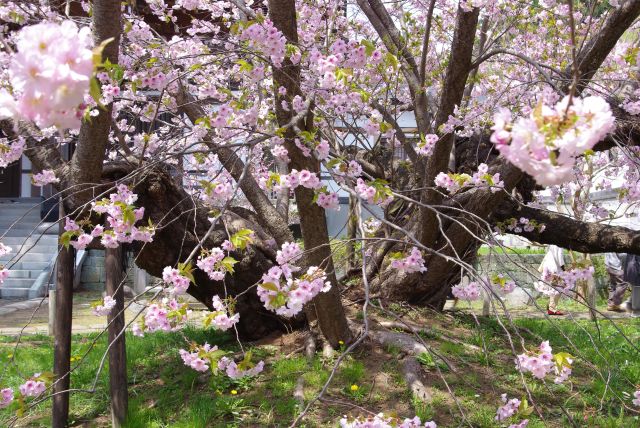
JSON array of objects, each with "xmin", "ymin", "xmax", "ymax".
[{"xmin": 0, "ymin": 198, "xmax": 58, "ymax": 299}]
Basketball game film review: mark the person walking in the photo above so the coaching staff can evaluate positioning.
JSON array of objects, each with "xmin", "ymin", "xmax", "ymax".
[
  {"xmin": 536, "ymin": 245, "xmax": 566, "ymax": 316},
  {"xmin": 605, "ymin": 253, "xmax": 628, "ymax": 312},
  {"xmin": 624, "ymin": 254, "xmax": 640, "ymax": 313}
]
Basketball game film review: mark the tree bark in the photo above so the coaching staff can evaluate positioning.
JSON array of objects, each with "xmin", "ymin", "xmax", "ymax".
[
  {"xmin": 268, "ymin": 0, "xmax": 352, "ymax": 347},
  {"xmin": 67, "ymin": 0, "xmax": 121, "ymax": 207},
  {"xmin": 105, "ymin": 246, "xmax": 128, "ymax": 427},
  {"xmin": 52, "ymin": 203, "xmax": 74, "ymax": 428}
]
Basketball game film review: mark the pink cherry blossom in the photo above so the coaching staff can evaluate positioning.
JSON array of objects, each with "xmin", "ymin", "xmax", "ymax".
[{"xmin": 92, "ymin": 295, "xmax": 117, "ymax": 316}]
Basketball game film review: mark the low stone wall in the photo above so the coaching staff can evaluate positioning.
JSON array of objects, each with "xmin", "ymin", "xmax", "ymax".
[
  {"xmin": 80, "ymin": 250, "xmax": 105, "ymax": 291},
  {"xmin": 79, "ymin": 250, "xmax": 136, "ymax": 291},
  {"xmin": 476, "ymin": 254, "xmax": 545, "ymax": 289}
]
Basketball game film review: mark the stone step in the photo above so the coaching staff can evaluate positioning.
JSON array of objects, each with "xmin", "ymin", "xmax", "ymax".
[
  {"xmin": 1, "ymin": 278, "xmax": 34, "ymax": 289},
  {"xmin": 0, "ymin": 224, "xmax": 58, "ymax": 235},
  {"xmin": 0, "ymin": 236, "xmax": 58, "ymax": 246},
  {"xmin": 1, "ymin": 253, "xmax": 55, "ymax": 263},
  {"xmin": 12, "ymin": 261, "xmax": 51, "ymax": 271},
  {"xmin": 7, "ymin": 270, "xmax": 37, "ymax": 279},
  {"xmin": 4, "ymin": 245, "xmax": 59, "ymax": 255},
  {"xmin": 0, "ymin": 288, "xmax": 31, "ymax": 299}
]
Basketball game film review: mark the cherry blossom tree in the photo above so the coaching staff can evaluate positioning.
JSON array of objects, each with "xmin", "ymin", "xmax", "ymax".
[{"xmin": 1, "ymin": 0, "xmax": 640, "ymax": 425}]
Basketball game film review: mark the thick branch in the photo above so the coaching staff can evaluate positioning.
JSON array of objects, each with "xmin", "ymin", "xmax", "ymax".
[
  {"xmin": 565, "ymin": 0, "xmax": 640, "ymax": 94},
  {"xmin": 494, "ymin": 202, "xmax": 640, "ymax": 255},
  {"xmin": 174, "ymin": 88, "xmax": 294, "ymax": 245}
]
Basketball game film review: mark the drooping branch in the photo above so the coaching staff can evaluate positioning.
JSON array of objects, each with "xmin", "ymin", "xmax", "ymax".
[
  {"xmin": 174, "ymin": 87, "xmax": 294, "ymax": 246},
  {"xmin": 564, "ymin": 0, "xmax": 640, "ymax": 94},
  {"xmin": 494, "ymin": 201, "xmax": 640, "ymax": 255}
]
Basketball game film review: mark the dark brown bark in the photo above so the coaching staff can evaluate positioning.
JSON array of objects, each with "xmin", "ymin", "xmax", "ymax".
[
  {"xmin": 105, "ymin": 246, "xmax": 127, "ymax": 427},
  {"xmin": 116, "ymin": 166, "xmax": 298, "ymax": 339},
  {"xmin": 52, "ymin": 203, "xmax": 74, "ymax": 428},
  {"xmin": 494, "ymin": 201, "xmax": 640, "ymax": 255},
  {"xmin": 268, "ymin": 0, "xmax": 352, "ymax": 347},
  {"xmin": 67, "ymin": 0, "xmax": 121, "ymax": 207}
]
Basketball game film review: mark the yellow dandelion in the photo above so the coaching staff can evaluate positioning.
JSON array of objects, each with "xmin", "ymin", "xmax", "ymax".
[
  {"xmin": 350, "ymin": 384, "xmax": 359, "ymax": 392},
  {"xmin": 230, "ymin": 389, "xmax": 238, "ymax": 395},
  {"xmin": 338, "ymin": 340, "xmax": 344, "ymax": 345}
]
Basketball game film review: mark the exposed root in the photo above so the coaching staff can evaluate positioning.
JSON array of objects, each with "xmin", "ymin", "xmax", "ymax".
[
  {"xmin": 304, "ymin": 332, "xmax": 317, "ymax": 360},
  {"xmin": 368, "ymin": 330, "xmax": 428, "ymax": 355},
  {"xmin": 402, "ymin": 357, "xmax": 432, "ymax": 402},
  {"xmin": 322, "ymin": 341, "xmax": 335, "ymax": 358},
  {"xmin": 377, "ymin": 319, "xmax": 481, "ymax": 353},
  {"xmin": 294, "ymin": 376, "xmax": 305, "ymax": 407}
]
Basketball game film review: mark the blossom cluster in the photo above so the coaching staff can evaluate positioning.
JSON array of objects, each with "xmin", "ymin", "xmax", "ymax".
[
  {"xmin": 416, "ymin": 134, "xmax": 438, "ymax": 157},
  {"xmin": 0, "ymin": 21, "xmax": 94, "ymax": 129},
  {"xmin": 495, "ymin": 394, "xmax": 522, "ymax": 421},
  {"xmin": 196, "ymin": 248, "xmax": 227, "ymax": 281},
  {"xmin": 19, "ymin": 374, "xmax": 46, "ymax": 397},
  {"xmin": 179, "ymin": 343, "xmax": 264, "ymax": 379},
  {"xmin": 491, "ymin": 96, "xmax": 615, "ymax": 186},
  {"xmin": 435, "ymin": 163, "xmax": 503, "ymax": 194},
  {"xmin": 132, "ymin": 298, "xmax": 190, "ymax": 337},
  {"xmin": 238, "ymin": 19, "xmax": 287, "ymax": 67},
  {"xmin": 91, "ymin": 295, "xmax": 117, "ymax": 316},
  {"xmin": 179, "ymin": 342, "xmax": 219, "ymax": 372},
  {"xmin": 494, "ymin": 217, "xmax": 546, "ymax": 235},
  {"xmin": 451, "ymin": 281, "xmax": 482, "ymax": 301},
  {"xmin": 537, "ymin": 265, "xmax": 594, "ymax": 297},
  {"xmin": 356, "ymin": 178, "xmax": 393, "ymax": 207},
  {"xmin": 490, "ymin": 274, "xmax": 517, "ymax": 295},
  {"xmin": 31, "ymin": 169, "xmax": 59, "ymax": 187},
  {"xmin": 390, "ymin": 247, "xmax": 427, "ymax": 274},
  {"xmin": 0, "ymin": 242, "xmax": 10, "ymax": 285},
  {"xmin": 203, "ymin": 296, "xmax": 240, "ymax": 331},
  {"xmin": 0, "ymin": 137, "xmax": 25, "ymax": 168},
  {"xmin": 339, "ymin": 413, "xmax": 436, "ymax": 428},
  {"xmin": 258, "ymin": 242, "xmax": 331, "ymax": 317},
  {"xmin": 0, "ymin": 388, "xmax": 13, "ymax": 409},
  {"xmin": 218, "ymin": 356, "xmax": 265, "ymax": 379},
  {"xmin": 62, "ymin": 185, "xmax": 154, "ymax": 251},
  {"xmin": 515, "ymin": 341, "xmax": 572, "ymax": 384}
]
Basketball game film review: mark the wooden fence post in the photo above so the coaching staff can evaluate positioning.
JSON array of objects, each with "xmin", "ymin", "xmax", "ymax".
[
  {"xmin": 52, "ymin": 202, "xmax": 74, "ymax": 428},
  {"xmin": 105, "ymin": 246, "xmax": 128, "ymax": 427}
]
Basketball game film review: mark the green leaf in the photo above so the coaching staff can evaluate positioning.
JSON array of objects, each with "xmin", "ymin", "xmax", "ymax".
[
  {"xmin": 230, "ymin": 229, "xmax": 254, "ymax": 250},
  {"xmin": 59, "ymin": 230, "xmax": 77, "ymax": 249},
  {"xmin": 89, "ymin": 77, "xmax": 105, "ymax": 109},
  {"xmin": 260, "ymin": 282, "xmax": 280, "ymax": 292},
  {"xmin": 221, "ymin": 256, "xmax": 238, "ymax": 273}
]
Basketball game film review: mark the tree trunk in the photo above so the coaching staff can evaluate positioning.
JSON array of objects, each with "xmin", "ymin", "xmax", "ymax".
[
  {"xmin": 52, "ymin": 203, "xmax": 74, "ymax": 428},
  {"xmin": 268, "ymin": 0, "xmax": 352, "ymax": 347},
  {"xmin": 105, "ymin": 246, "xmax": 128, "ymax": 427}
]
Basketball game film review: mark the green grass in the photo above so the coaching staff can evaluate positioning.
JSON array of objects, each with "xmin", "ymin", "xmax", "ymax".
[{"xmin": 1, "ymin": 316, "xmax": 639, "ymax": 427}]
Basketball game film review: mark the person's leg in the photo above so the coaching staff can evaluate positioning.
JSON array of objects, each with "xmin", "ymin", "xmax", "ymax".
[
  {"xmin": 608, "ymin": 269, "xmax": 628, "ymax": 308},
  {"xmin": 548, "ymin": 292, "xmax": 561, "ymax": 313}
]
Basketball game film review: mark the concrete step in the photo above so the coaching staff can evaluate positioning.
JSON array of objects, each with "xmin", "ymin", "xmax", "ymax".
[
  {"xmin": 0, "ymin": 288, "xmax": 31, "ymax": 299},
  {"xmin": 1, "ymin": 253, "xmax": 55, "ymax": 263},
  {"xmin": 7, "ymin": 270, "xmax": 37, "ymax": 279},
  {"xmin": 0, "ymin": 225, "xmax": 58, "ymax": 236},
  {"xmin": 14, "ymin": 261, "xmax": 51, "ymax": 271},
  {"xmin": 0, "ymin": 236, "xmax": 59, "ymax": 246},
  {"xmin": 5, "ymin": 245, "xmax": 59, "ymax": 255},
  {"xmin": 1, "ymin": 278, "xmax": 34, "ymax": 289}
]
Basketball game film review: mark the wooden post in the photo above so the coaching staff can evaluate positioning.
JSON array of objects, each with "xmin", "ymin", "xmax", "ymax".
[
  {"xmin": 52, "ymin": 202, "xmax": 74, "ymax": 428},
  {"xmin": 105, "ymin": 246, "xmax": 128, "ymax": 427},
  {"xmin": 48, "ymin": 290, "xmax": 55, "ymax": 336}
]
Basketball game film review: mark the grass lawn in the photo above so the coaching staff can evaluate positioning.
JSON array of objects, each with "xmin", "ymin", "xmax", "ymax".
[{"xmin": 0, "ymin": 310, "xmax": 639, "ymax": 427}]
